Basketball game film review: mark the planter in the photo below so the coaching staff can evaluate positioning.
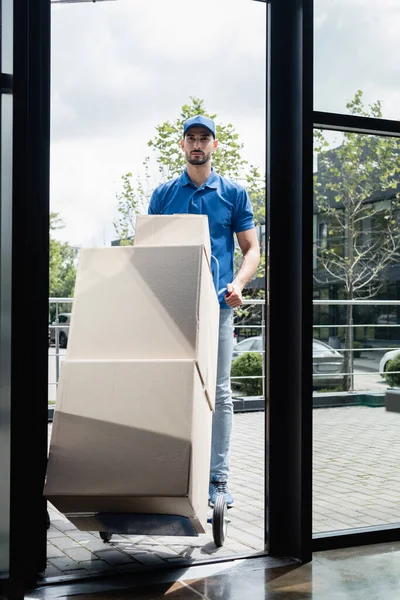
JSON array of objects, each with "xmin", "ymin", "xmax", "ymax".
[{"xmin": 385, "ymin": 388, "xmax": 400, "ymax": 413}]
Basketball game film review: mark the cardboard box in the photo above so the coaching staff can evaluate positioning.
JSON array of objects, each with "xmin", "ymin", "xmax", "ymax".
[
  {"xmin": 46, "ymin": 217, "xmax": 220, "ymax": 534},
  {"xmin": 45, "ymin": 359, "xmax": 212, "ymax": 534},
  {"xmin": 66, "ymin": 246, "xmax": 219, "ymax": 407},
  {"xmin": 135, "ymin": 214, "xmax": 212, "ymax": 265}
]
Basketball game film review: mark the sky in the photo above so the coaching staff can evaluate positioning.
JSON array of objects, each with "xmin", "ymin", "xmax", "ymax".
[{"xmin": 50, "ymin": 0, "xmax": 400, "ymax": 248}]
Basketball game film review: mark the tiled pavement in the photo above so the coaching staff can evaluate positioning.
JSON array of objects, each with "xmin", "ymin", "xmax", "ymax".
[
  {"xmin": 45, "ymin": 406, "xmax": 400, "ymax": 579},
  {"xmin": 45, "ymin": 413, "xmax": 265, "ymax": 580},
  {"xmin": 313, "ymin": 406, "xmax": 400, "ymax": 531}
]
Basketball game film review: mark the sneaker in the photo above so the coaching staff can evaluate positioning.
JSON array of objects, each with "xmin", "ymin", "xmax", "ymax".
[{"xmin": 208, "ymin": 477, "xmax": 234, "ymax": 508}]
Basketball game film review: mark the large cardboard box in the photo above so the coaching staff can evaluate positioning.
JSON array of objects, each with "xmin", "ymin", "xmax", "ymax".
[
  {"xmin": 135, "ymin": 214, "xmax": 212, "ymax": 264},
  {"xmin": 46, "ymin": 216, "xmax": 219, "ymax": 534},
  {"xmin": 45, "ymin": 359, "xmax": 212, "ymax": 533},
  {"xmin": 66, "ymin": 245, "xmax": 219, "ymax": 407}
]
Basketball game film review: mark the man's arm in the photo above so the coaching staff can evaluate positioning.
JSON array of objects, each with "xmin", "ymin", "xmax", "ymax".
[{"xmin": 225, "ymin": 228, "xmax": 261, "ymax": 309}]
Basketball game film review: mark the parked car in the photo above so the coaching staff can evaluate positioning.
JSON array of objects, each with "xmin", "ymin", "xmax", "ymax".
[
  {"xmin": 232, "ymin": 336, "xmax": 263, "ymax": 361},
  {"xmin": 377, "ymin": 314, "xmax": 398, "ymax": 325},
  {"xmin": 312, "ymin": 339, "xmax": 345, "ymax": 390},
  {"xmin": 49, "ymin": 312, "xmax": 71, "ymax": 348},
  {"xmin": 379, "ymin": 349, "xmax": 400, "ymax": 374},
  {"xmin": 232, "ymin": 336, "xmax": 345, "ymax": 390}
]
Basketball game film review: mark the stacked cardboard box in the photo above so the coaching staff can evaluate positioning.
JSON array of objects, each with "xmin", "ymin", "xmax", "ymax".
[{"xmin": 45, "ymin": 215, "xmax": 219, "ymax": 534}]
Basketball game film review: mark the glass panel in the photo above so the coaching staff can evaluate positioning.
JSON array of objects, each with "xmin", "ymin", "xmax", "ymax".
[
  {"xmin": 49, "ymin": 0, "xmax": 266, "ymax": 568},
  {"xmin": 315, "ymin": 0, "xmax": 400, "ymax": 120},
  {"xmin": 1, "ymin": 0, "xmax": 13, "ymax": 74},
  {"xmin": 0, "ymin": 93, "xmax": 13, "ymax": 575},
  {"xmin": 313, "ymin": 128, "xmax": 400, "ymax": 532}
]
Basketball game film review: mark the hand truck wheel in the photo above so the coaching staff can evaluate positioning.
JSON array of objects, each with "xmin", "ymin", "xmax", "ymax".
[
  {"xmin": 99, "ymin": 531, "xmax": 112, "ymax": 543},
  {"xmin": 212, "ymin": 495, "xmax": 228, "ymax": 547}
]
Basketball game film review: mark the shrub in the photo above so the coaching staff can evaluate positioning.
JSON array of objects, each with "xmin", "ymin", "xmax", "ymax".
[
  {"xmin": 384, "ymin": 355, "xmax": 400, "ymax": 388},
  {"xmin": 231, "ymin": 352, "xmax": 263, "ymax": 396},
  {"xmin": 314, "ymin": 386, "xmax": 345, "ymax": 394},
  {"xmin": 352, "ymin": 340, "xmax": 362, "ymax": 359}
]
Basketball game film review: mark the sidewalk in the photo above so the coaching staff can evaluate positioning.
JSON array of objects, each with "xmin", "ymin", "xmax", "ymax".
[{"xmin": 45, "ymin": 406, "xmax": 400, "ymax": 580}]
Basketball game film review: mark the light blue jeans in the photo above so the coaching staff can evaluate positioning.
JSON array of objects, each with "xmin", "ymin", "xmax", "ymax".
[{"xmin": 210, "ymin": 309, "xmax": 234, "ymax": 482}]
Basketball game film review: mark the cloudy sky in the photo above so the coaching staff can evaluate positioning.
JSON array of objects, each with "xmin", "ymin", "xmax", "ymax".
[{"xmin": 50, "ymin": 0, "xmax": 400, "ymax": 247}]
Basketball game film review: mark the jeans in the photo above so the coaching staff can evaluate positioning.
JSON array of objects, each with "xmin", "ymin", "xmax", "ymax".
[{"xmin": 210, "ymin": 308, "xmax": 234, "ymax": 482}]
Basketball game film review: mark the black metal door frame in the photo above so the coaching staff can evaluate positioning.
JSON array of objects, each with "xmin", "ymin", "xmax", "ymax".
[
  {"xmin": 266, "ymin": 0, "xmax": 314, "ymax": 563},
  {"xmin": 1, "ymin": 0, "xmax": 51, "ymax": 597}
]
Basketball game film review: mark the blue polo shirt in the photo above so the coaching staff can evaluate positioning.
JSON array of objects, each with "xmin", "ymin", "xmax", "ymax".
[{"xmin": 148, "ymin": 168, "xmax": 255, "ymax": 309}]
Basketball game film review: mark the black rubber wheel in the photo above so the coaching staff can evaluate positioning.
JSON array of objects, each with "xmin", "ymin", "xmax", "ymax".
[
  {"xmin": 212, "ymin": 495, "xmax": 228, "ymax": 547},
  {"xmin": 99, "ymin": 531, "xmax": 112, "ymax": 543},
  {"xmin": 46, "ymin": 510, "xmax": 50, "ymax": 530}
]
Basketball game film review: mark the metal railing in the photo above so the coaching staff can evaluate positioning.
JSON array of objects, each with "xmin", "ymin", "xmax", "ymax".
[
  {"xmin": 48, "ymin": 297, "xmax": 400, "ymax": 402},
  {"xmin": 230, "ymin": 298, "xmax": 265, "ymax": 398},
  {"xmin": 48, "ymin": 298, "xmax": 73, "ymax": 397},
  {"xmin": 48, "ymin": 297, "xmax": 266, "ymax": 401},
  {"xmin": 313, "ymin": 299, "xmax": 400, "ymax": 392}
]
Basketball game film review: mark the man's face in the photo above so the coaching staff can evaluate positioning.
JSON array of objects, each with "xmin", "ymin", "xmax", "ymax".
[{"xmin": 181, "ymin": 126, "xmax": 218, "ymax": 166}]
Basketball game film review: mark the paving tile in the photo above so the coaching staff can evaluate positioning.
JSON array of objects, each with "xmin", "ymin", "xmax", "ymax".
[
  {"xmin": 46, "ymin": 544, "xmax": 65, "ymax": 559},
  {"xmin": 48, "ymin": 557, "xmax": 82, "ymax": 571},
  {"xmin": 43, "ymin": 564, "xmax": 63, "ymax": 577},
  {"xmin": 46, "ymin": 528, "xmax": 64, "ymax": 539},
  {"xmin": 51, "ymin": 519, "xmax": 78, "ymax": 533},
  {"xmin": 63, "ymin": 547, "xmax": 95, "ymax": 562},
  {"xmin": 132, "ymin": 545, "xmax": 181, "ymax": 559},
  {"xmin": 130, "ymin": 552, "xmax": 167, "ymax": 566},
  {"xmin": 79, "ymin": 559, "xmax": 113, "ymax": 573},
  {"xmin": 94, "ymin": 549, "xmax": 136, "ymax": 565},
  {"xmin": 226, "ymin": 527, "xmax": 265, "ymax": 548},
  {"xmin": 66, "ymin": 531, "xmax": 97, "ymax": 543},
  {"xmin": 79, "ymin": 538, "xmax": 113, "ymax": 553},
  {"xmin": 50, "ymin": 536, "xmax": 82, "ymax": 551}
]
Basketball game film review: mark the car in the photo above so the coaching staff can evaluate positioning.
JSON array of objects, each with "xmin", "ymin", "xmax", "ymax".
[
  {"xmin": 377, "ymin": 314, "xmax": 398, "ymax": 325},
  {"xmin": 232, "ymin": 335, "xmax": 263, "ymax": 361},
  {"xmin": 379, "ymin": 349, "xmax": 400, "ymax": 374},
  {"xmin": 312, "ymin": 339, "xmax": 345, "ymax": 390},
  {"xmin": 49, "ymin": 312, "xmax": 71, "ymax": 348},
  {"xmin": 232, "ymin": 336, "xmax": 345, "ymax": 390}
]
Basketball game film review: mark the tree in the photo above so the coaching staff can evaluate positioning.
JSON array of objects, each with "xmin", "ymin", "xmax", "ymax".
[
  {"xmin": 147, "ymin": 97, "xmax": 248, "ymax": 181},
  {"xmin": 114, "ymin": 97, "xmax": 266, "ymax": 288},
  {"xmin": 113, "ymin": 158, "xmax": 151, "ymax": 246},
  {"xmin": 314, "ymin": 90, "xmax": 400, "ymax": 389},
  {"xmin": 49, "ymin": 212, "xmax": 78, "ymax": 313}
]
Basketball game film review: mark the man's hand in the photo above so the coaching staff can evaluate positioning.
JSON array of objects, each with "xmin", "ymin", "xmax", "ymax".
[{"xmin": 225, "ymin": 282, "xmax": 243, "ymax": 308}]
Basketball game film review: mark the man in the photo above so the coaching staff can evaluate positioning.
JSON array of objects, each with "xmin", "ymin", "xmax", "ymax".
[{"xmin": 148, "ymin": 115, "xmax": 260, "ymax": 507}]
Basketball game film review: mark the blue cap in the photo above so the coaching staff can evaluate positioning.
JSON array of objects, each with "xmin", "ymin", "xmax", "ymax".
[{"xmin": 183, "ymin": 115, "xmax": 216, "ymax": 138}]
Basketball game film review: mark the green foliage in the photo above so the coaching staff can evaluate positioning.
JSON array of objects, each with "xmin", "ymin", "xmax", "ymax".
[
  {"xmin": 384, "ymin": 355, "xmax": 400, "ymax": 387},
  {"xmin": 147, "ymin": 97, "xmax": 248, "ymax": 180},
  {"xmin": 314, "ymin": 386, "xmax": 345, "ymax": 394},
  {"xmin": 314, "ymin": 90, "xmax": 400, "ymax": 390},
  {"xmin": 115, "ymin": 97, "xmax": 266, "ymax": 289},
  {"xmin": 113, "ymin": 158, "xmax": 150, "ymax": 245},
  {"xmin": 231, "ymin": 352, "xmax": 263, "ymax": 396},
  {"xmin": 352, "ymin": 340, "xmax": 362, "ymax": 359},
  {"xmin": 314, "ymin": 90, "xmax": 400, "ymax": 299},
  {"xmin": 49, "ymin": 212, "xmax": 77, "ymax": 300}
]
